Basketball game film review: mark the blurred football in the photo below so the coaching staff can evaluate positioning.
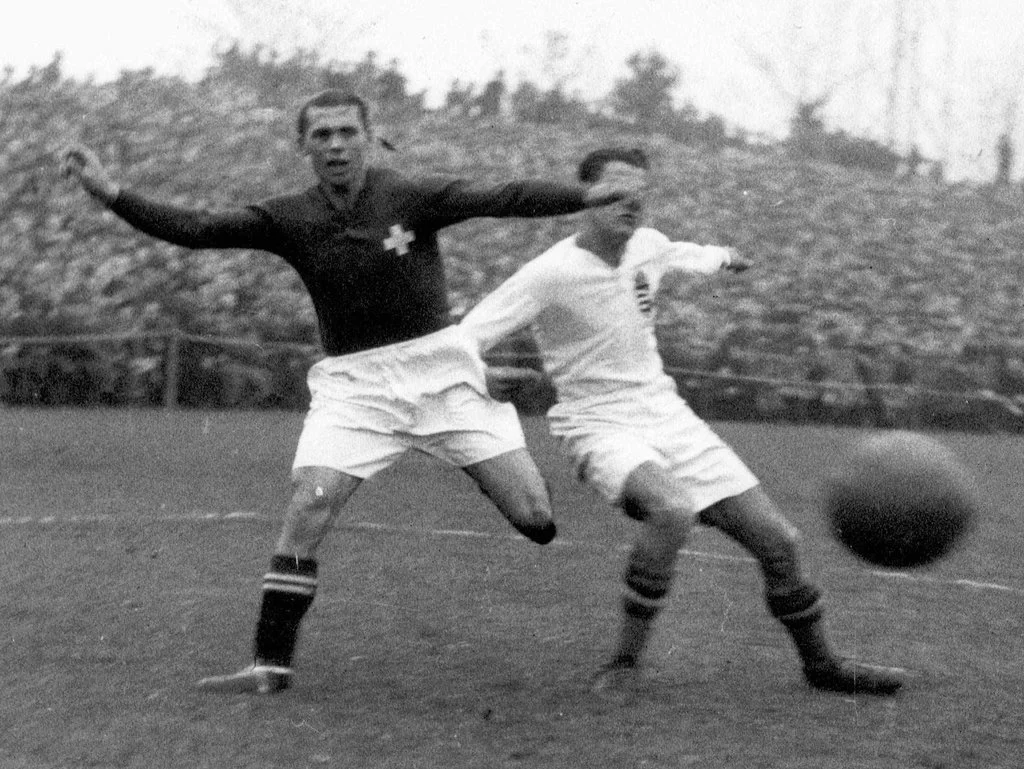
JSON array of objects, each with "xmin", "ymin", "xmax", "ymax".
[{"xmin": 824, "ymin": 431, "xmax": 979, "ymax": 568}]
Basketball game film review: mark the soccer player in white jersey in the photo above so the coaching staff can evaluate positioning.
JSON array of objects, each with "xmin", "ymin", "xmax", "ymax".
[{"xmin": 461, "ymin": 147, "xmax": 903, "ymax": 696}]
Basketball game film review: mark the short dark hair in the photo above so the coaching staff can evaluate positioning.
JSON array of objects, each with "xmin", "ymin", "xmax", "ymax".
[
  {"xmin": 577, "ymin": 147, "xmax": 649, "ymax": 183},
  {"xmin": 296, "ymin": 89, "xmax": 370, "ymax": 140}
]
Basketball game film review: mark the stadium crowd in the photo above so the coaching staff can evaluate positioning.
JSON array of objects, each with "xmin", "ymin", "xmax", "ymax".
[{"xmin": 3, "ymin": 55, "xmax": 1024, "ymax": 430}]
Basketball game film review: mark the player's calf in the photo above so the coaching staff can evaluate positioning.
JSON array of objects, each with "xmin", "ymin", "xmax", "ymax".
[{"xmin": 604, "ymin": 527, "xmax": 682, "ymax": 670}]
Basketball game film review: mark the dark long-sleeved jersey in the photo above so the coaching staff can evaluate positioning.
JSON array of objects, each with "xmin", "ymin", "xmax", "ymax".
[{"xmin": 109, "ymin": 167, "xmax": 589, "ymax": 355}]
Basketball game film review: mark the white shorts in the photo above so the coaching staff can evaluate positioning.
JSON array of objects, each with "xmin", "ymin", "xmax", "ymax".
[
  {"xmin": 549, "ymin": 382, "xmax": 758, "ymax": 515},
  {"xmin": 292, "ymin": 327, "xmax": 525, "ymax": 478}
]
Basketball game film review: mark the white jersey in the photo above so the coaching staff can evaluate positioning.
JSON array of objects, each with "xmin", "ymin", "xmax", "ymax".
[{"xmin": 461, "ymin": 227, "xmax": 731, "ymax": 406}]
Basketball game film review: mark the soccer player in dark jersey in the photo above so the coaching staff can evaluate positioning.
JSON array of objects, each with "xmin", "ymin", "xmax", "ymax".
[{"xmin": 61, "ymin": 89, "xmax": 636, "ymax": 695}]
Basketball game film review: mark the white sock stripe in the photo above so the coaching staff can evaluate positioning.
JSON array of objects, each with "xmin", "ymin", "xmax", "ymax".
[
  {"xmin": 253, "ymin": 664, "xmax": 292, "ymax": 676},
  {"xmin": 263, "ymin": 572, "xmax": 318, "ymax": 587},
  {"xmin": 779, "ymin": 601, "xmax": 823, "ymax": 624},
  {"xmin": 623, "ymin": 588, "xmax": 668, "ymax": 608}
]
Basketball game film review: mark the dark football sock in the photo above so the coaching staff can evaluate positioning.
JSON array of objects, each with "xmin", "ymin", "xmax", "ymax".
[
  {"xmin": 612, "ymin": 549, "xmax": 674, "ymax": 665},
  {"xmin": 253, "ymin": 554, "xmax": 318, "ymax": 669},
  {"xmin": 767, "ymin": 584, "xmax": 834, "ymax": 670}
]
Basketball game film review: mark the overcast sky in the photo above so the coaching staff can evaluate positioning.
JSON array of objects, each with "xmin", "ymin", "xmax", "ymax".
[{"xmin": 5, "ymin": 0, "xmax": 1024, "ymax": 181}]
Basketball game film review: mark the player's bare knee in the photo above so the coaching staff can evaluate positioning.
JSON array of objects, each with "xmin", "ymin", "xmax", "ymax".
[
  {"xmin": 282, "ymin": 470, "xmax": 351, "ymax": 545},
  {"xmin": 621, "ymin": 489, "xmax": 692, "ymax": 547},
  {"xmin": 492, "ymin": 475, "xmax": 556, "ymax": 545},
  {"xmin": 525, "ymin": 519, "xmax": 558, "ymax": 545},
  {"xmin": 507, "ymin": 495, "xmax": 557, "ymax": 545},
  {"xmin": 291, "ymin": 478, "xmax": 334, "ymax": 516}
]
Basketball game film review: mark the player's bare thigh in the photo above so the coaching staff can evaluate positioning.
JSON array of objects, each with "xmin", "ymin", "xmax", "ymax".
[
  {"xmin": 462, "ymin": 448, "xmax": 555, "ymax": 541},
  {"xmin": 699, "ymin": 486, "xmax": 800, "ymax": 544},
  {"xmin": 275, "ymin": 466, "xmax": 363, "ymax": 558}
]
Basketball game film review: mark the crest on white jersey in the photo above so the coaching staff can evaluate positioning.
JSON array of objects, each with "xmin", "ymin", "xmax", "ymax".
[{"xmin": 633, "ymin": 269, "xmax": 653, "ymax": 317}]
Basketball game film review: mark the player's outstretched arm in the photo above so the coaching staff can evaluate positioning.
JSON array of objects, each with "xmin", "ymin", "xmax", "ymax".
[
  {"xmin": 724, "ymin": 248, "xmax": 753, "ymax": 272},
  {"xmin": 60, "ymin": 145, "xmax": 120, "ymax": 204},
  {"xmin": 427, "ymin": 173, "xmax": 639, "ymax": 223},
  {"xmin": 662, "ymin": 241, "xmax": 754, "ymax": 275},
  {"xmin": 60, "ymin": 144, "xmax": 269, "ymax": 250}
]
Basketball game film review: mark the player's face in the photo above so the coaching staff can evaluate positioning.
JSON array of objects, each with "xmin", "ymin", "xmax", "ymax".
[
  {"xmin": 587, "ymin": 161, "xmax": 648, "ymax": 238},
  {"xmin": 301, "ymin": 105, "xmax": 372, "ymax": 189}
]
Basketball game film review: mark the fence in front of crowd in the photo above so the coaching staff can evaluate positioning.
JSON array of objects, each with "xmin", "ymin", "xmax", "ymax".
[{"xmin": 1, "ymin": 331, "xmax": 1022, "ymax": 433}]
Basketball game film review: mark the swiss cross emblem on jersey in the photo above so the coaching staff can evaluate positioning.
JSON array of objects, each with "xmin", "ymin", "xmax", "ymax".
[
  {"xmin": 633, "ymin": 270, "xmax": 653, "ymax": 317},
  {"xmin": 383, "ymin": 224, "xmax": 415, "ymax": 255}
]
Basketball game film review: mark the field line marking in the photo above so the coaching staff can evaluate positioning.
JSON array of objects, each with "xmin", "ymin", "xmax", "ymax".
[
  {"xmin": 0, "ymin": 511, "xmax": 262, "ymax": 525},
  {"xmin": 868, "ymin": 569, "xmax": 1020, "ymax": 594},
  {"xmin": 3, "ymin": 511, "xmax": 1020, "ymax": 596}
]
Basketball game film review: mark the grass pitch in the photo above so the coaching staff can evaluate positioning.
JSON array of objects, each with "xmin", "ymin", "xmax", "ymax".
[{"xmin": 1, "ymin": 409, "xmax": 1021, "ymax": 768}]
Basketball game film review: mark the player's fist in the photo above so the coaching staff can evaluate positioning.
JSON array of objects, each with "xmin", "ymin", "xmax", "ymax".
[
  {"xmin": 725, "ymin": 248, "xmax": 752, "ymax": 272},
  {"xmin": 60, "ymin": 144, "xmax": 120, "ymax": 204},
  {"xmin": 584, "ymin": 175, "xmax": 645, "ymax": 208},
  {"xmin": 484, "ymin": 366, "xmax": 554, "ymax": 407},
  {"xmin": 486, "ymin": 366, "xmax": 539, "ymax": 402}
]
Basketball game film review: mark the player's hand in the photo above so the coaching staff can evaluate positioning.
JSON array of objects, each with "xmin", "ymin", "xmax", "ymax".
[
  {"xmin": 60, "ymin": 144, "xmax": 120, "ymax": 204},
  {"xmin": 485, "ymin": 366, "xmax": 550, "ymax": 403},
  {"xmin": 725, "ymin": 248, "xmax": 753, "ymax": 272},
  {"xmin": 584, "ymin": 175, "xmax": 645, "ymax": 208}
]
